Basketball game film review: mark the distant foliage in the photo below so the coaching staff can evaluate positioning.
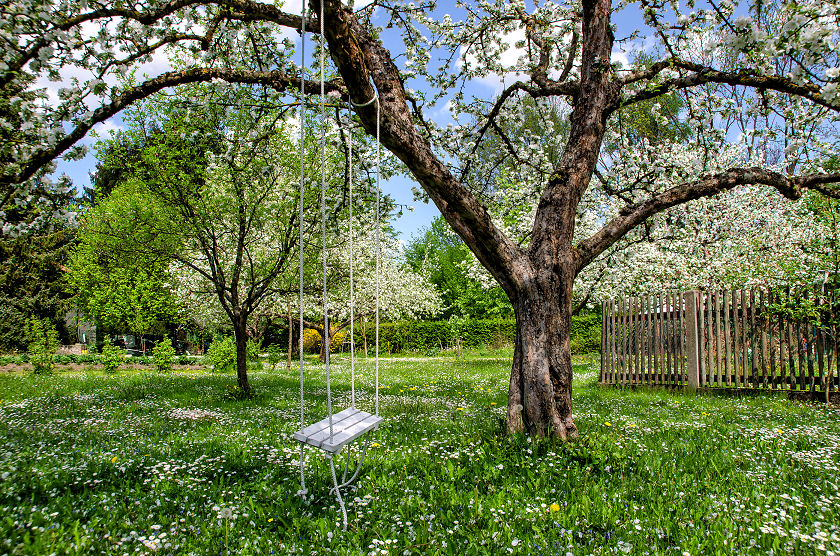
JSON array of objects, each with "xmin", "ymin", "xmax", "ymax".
[
  {"xmin": 0, "ymin": 230, "xmax": 74, "ymax": 351},
  {"xmin": 100, "ymin": 339, "xmax": 125, "ymax": 374},
  {"xmin": 26, "ymin": 318, "xmax": 59, "ymax": 374},
  {"xmin": 569, "ymin": 313, "xmax": 603, "ymax": 355},
  {"xmin": 152, "ymin": 337, "xmax": 176, "ymax": 372},
  {"xmin": 266, "ymin": 344, "xmax": 284, "ymax": 371},
  {"xmin": 205, "ymin": 336, "xmax": 236, "ymax": 373},
  {"xmin": 405, "ymin": 217, "xmax": 513, "ymax": 320}
]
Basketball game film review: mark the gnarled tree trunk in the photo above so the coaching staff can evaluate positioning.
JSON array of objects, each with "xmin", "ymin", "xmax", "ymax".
[{"xmin": 506, "ymin": 261, "xmax": 578, "ymax": 439}]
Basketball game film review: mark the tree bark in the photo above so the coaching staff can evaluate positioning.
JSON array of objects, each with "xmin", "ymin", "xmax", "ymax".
[
  {"xmin": 233, "ymin": 317, "xmax": 251, "ymax": 393},
  {"xmin": 319, "ymin": 327, "xmax": 330, "ymax": 363},
  {"xmin": 287, "ymin": 299, "xmax": 293, "ymax": 371},
  {"xmin": 506, "ymin": 256, "xmax": 578, "ymax": 439}
]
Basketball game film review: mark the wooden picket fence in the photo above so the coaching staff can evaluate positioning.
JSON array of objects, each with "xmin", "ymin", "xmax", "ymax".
[{"xmin": 600, "ymin": 287, "xmax": 840, "ymax": 394}]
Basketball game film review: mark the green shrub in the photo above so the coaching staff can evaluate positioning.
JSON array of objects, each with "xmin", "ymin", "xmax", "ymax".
[
  {"xmin": 266, "ymin": 344, "xmax": 284, "ymax": 371},
  {"xmin": 101, "ymin": 339, "xmax": 125, "ymax": 374},
  {"xmin": 569, "ymin": 312, "xmax": 602, "ymax": 354},
  {"xmin": 26, "ymin": 318, "xmax": 59, "ymax": 374},
  {"xmin": 301, "ymin": 328, "xmax": 348, "ymax": 355},
  {"xmin": 301, "ymin": 329, "xmax": 320, "ymax": 354},
  {"xmin": 246, "ymin": 338, "xmax": 262, "ymax": 370},
  {"xmin": 152, "ymin": 337, "xmax": 176, "ymax": 372},
  {"xmin": 205, "ymin": 336, "xmax": 236, "ymax": 373}
]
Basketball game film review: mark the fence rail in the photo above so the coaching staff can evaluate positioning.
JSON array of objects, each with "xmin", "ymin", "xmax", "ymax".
[{"xmin": 600, "ymin": 287, "xmax": 839, "ymax": 395}]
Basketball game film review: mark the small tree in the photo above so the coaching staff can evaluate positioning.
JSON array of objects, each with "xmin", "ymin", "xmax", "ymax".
[
  {"xmin": 152, "ymin": 338, "xmax": 176, "ymax": 372},
  {"xmin": 205, "ymin": 336, "xmax": 237, "ymax": 373},
  {"xmin": 26, "ymin": 317, "xmax": 59, "ymax": 374},
  {"xmin": 100, "ymin": 339, "xmax": 124, "ymax": 374}
]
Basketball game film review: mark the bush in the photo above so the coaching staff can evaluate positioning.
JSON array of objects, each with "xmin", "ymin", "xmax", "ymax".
[
  {"xmin": 203, "ymin": 336, "xmax": 262, "ymax": 372},
  {"xmin": 266, "ymin": 344, "xmax": 284, "ymax": 371},
  {"xmin": 26, "ymin": 318, "xmax": 59, "ymax": 374},
  {"xmin": 569, "ymin": 312, "xmax": 602, "ymax": 354},
  {"xmin": 152, "ymin": 338, "xmax": 176, "ymax": 372},
  {"xmin": 205, "ymin": 336, "xmax": 236, "ymax": 373},
  {"xmin": 302, "ymin": 328, "xmax": 348, "ymax": 355},
  {"xmin": 352, "ymin": 319, "xmax": 516, "ymax": 354},
  {"xmin": 302, "ymin": 329, "xmax": 321, "ymax": 354},
  {"xmin": 101, "ymin": 339, "xmax": 125, "ymax": 374}
]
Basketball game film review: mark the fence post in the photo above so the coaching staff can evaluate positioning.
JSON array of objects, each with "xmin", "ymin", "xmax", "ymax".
[
  {"xmin": 684, "ymin": 290, "xmax": 701, "ymax": 391},
  {"xmin": 600, "ymin": 300, "xmax": 607, "ymax": 384}
]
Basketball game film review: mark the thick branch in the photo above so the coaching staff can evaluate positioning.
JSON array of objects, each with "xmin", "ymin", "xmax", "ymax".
[
  {"xmin": 617, "ymin": 60, "xmax": 836, "ymax": 112},
  {"xmin": 529, "ymin": 0, "xmax": 616, "ymax": 267},
  {"xmin": 575, "ymin": 168, "xmax": 840, "ymax": 272},
  {"xmin": 2, "ymin": 67, "xmax": 342, "ymax": 187}
]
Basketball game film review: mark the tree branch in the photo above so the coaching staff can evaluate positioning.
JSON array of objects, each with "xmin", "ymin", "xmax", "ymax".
[
  {"xmin": 1, "ymin": 0, "xmax": 315, "ymax": 87},
  {"xmin": 617, "ymin": 60, "xmax": 836, "ymax": 112},
  {"xmin": 1, "ymin": 67, "xmax": 342, "ymax": 187},
  {"xmin": 318, "ymin": 0, "xmax": 528, "ymax": 295},
  {"xmin": 575, "ymin": 167, "xmax": 840, "ymax": 272}
]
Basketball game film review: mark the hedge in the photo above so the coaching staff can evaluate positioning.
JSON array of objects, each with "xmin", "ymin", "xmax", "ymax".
[{"xmin": 338, "ymin": 313, "xmax": 601, "ymax": 355}]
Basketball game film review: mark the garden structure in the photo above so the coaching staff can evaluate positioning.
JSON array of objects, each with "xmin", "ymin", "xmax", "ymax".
[{"xmin": 601, "ymin": 286, "xmax": 839, "ymax": 401}]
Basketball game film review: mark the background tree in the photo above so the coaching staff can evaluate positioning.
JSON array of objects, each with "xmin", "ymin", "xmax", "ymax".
[
  {"xmin": 405, "ymin": 216, "xmax": 512, "ymax": 320},
  {"xmin": 82, "ymin": 84, "xmax": 354, "ymax": 393},
  {"xmin": 0, "ymin": 228, "xmax": 75, "ymax": 350},
  {"xmin": 0, "ymin": 182, "xmax": 76, "ymax": 351},
  {"xmin": 286, "ymin": 227, "xmax": 442, "ymax": 361},
  {"xmin": 67, "ymin": 181, "xmax": 183, "ymax": 348}
]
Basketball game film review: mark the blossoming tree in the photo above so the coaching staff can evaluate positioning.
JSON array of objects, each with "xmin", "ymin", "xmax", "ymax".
[
  {"xmin": 256, "ymin": 229, "xmax": 441, "ymax": 361},
  {"xmin": 4, "ymin": 0, "xmax": 840, "ymax": 437}
]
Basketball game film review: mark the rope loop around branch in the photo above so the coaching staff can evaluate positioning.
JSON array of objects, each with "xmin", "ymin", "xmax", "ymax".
[{"xmin": 348, "ymin": 92, "xmax": 379, "ymax": 108}]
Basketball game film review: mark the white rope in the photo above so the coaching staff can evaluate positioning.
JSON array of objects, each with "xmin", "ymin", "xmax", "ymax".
[
  {"xmin": 348, "ymin": 109, "xmax": 355, "ymax": 409},
  {"xmin": 348, "ymin": 95, "xmax": 378, "ymax": 107},
  {"xmin": 320, "ymin": 0, "xmax": 333, "ymax": 444},
  {"xmin": 375, "ymin": 97, "xmax": 380, "ymax": 417},
  {"xmin": 348, "ymin": 93, "xmax": 381, "ymax": 416},
  {"xmin": 297, "ymin": 0, "xmax": 307, "ymax": 499},
  {"xmin": 328, "ymin": 454, "xmax": 348, "ymax": 531}
]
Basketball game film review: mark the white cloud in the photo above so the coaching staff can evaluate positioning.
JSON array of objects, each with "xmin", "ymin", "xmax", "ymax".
[
  {"xmin": 611, "ymin": 48, "xmax": 630, "ymax": 69},
  {"xmin": 459, "ymin": 27, "xmax": 527, "ymax": 93},
  {"xmin": 91, "ymin": 120, "xmax": 123, "ymax": 141}
]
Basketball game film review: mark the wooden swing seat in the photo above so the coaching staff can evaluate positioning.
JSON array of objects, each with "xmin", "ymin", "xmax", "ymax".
[{"xmin": 294, "ymin": 407, "xmax": 383, "ymax": 454}]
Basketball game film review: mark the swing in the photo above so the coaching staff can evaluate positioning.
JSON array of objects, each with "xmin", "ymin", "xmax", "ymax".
[{"xmin": 293, "ymin": 0, "xmax": 383, "ymax": 531}]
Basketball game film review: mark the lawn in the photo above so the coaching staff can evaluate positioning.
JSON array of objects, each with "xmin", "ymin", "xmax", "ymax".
[{"xmin": 0, "ymin": 351, "xmax": 839, "ymax": 555}]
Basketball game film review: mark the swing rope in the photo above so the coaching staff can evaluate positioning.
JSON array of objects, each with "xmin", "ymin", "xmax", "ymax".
[
  {"xmin": 349, "ymin": 110, "xmax": 355, "ymax": 409},
  {"xmin": 315, "ymin": 0, "xmax": 350, "ymax": 530},
  {"xmin": 297, "ymin": 0, "xmax": 307, "ymax": 499},
  {"xmin": 320, "ymin": 0, "xmax": 333, "ymax": 447},
  {"xmin": 296, "ymin": 0, "xmax": 382, "ymax": 532}
]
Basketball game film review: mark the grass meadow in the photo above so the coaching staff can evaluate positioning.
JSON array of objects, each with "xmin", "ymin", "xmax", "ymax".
[{"xmin": 0, "ymin": 350, "xmax": 839, "ymax": 555}]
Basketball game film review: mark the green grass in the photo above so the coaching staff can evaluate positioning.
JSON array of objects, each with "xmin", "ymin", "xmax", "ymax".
[{"xmin": 0, "ymin": 351, "xmax": 839, "ymax": 554}]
